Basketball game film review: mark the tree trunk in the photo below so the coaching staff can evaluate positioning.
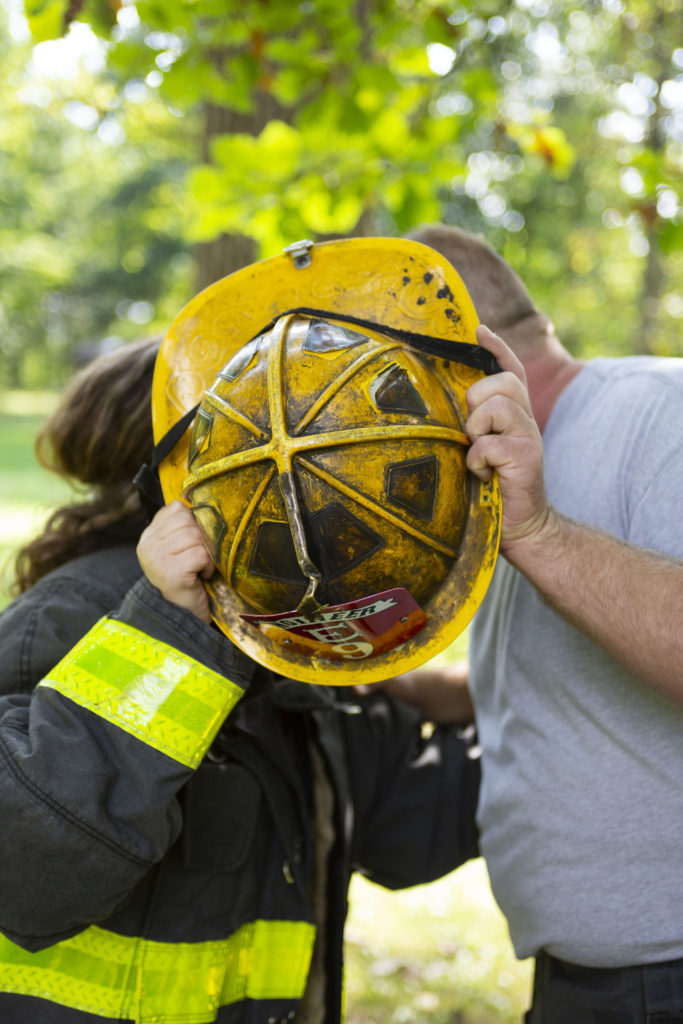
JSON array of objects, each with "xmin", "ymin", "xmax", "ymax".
[{"xmin": 194, "ymin": 93, "xmax": 291, "ymax": 293}]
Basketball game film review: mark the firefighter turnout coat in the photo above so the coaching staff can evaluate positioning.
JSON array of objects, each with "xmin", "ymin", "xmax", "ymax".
[{"xmin": 0, "ymin": 544, "xmax": 480, "ymax": 1024}]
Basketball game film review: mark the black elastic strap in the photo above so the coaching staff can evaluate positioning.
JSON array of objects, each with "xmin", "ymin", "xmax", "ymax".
[
  {"xmin": 133, "ymin": 402, "xmax": 199, "ymax": 521},
  {"xmin": 263, "ymin": 306, "xmax": 502, "ymax": 376}
]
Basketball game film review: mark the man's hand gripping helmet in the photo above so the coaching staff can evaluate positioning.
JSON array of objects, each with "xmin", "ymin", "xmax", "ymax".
[{"xmin": 150, "ymin": 238, "xmax": 501, "ymax": 684}]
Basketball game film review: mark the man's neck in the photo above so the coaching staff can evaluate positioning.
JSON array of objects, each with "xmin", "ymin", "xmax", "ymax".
[{"xmin": 522, "ymin": 344, "xmax": 584, "ymax": 433}]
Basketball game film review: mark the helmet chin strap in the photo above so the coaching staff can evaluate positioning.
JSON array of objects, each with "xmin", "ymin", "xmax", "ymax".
[
  {"xmin": 255, "ymin": 307, "xmax": 503, "ymax": 376},
  {"xmin": 133, "ymin": 402, "xmax": 199, "ymax": 520}
]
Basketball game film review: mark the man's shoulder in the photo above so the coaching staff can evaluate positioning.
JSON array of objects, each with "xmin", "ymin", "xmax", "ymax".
[
  {"xmin": 587, "ymin": 355, "xmax": 683, "ymax": 394},
  {"xmin": 569, "ymin": 356, "xmax": 683, "ymax": 434}
]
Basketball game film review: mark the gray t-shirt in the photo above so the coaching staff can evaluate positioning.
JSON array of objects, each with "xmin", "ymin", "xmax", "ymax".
[{"xmin": 469, "ymin": 355, "xmax": 683, "ymax": 968}]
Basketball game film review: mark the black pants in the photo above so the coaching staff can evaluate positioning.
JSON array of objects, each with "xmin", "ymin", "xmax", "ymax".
[{"xmin": 526, "ymin": 952, "xmax": 683, "ymax": 1024}]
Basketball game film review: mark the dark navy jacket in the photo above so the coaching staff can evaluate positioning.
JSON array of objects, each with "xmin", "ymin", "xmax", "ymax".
[{"xmin": 0, "ymin": 545, "xmax": 479, "ymax": 1023}]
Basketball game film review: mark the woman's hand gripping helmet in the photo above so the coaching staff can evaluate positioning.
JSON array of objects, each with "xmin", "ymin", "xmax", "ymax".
[{"xmin": 151, "ymin": 238, "xmax": 501, "ymax": 684}]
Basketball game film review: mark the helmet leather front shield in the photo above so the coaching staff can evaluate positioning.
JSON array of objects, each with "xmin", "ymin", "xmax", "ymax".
[{"xmin": 153, "ymin": 238, "xmax": 501, "ymax": 684}]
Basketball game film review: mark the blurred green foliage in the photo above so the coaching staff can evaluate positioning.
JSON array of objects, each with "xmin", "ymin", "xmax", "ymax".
[
  {"xmin": 346, "ymin": 863, "xmax": 532, "ymax": 1024},
  {"xmin": 0, "ymin": 6, "xmax": 193, "ymax": 387},
  {"xmin": 2, "ymin": 0, "xmax": 682, "ymax": 383},
  {"xmin": 0, "ymin": 393, "xmax": 71, "ymax": 601}
]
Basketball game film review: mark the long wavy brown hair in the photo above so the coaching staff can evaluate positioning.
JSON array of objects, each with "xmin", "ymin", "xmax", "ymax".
[{"xmin": 13, "ymin": 337, "xmax": 160, "ymax": 594}]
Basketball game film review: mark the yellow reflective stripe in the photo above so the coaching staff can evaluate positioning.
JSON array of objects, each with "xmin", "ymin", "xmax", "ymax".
[
  {"xmin": 0, "ymin": 927, "xmax": 137, "ymax": 1019},
  {"xmin": 38, "ymin": 618, "xmax": 244, "ymax": 769},
  {"xmin": 220, "ymin": 920, "xmax": 316, "ymax": 1003},
  {"xmin": 0, "ymin": 920, "xmax": 316, "ymax": 1023}
]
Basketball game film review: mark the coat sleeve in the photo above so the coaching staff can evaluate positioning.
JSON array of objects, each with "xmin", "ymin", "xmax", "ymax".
[
  {"xmin": 343, "ymin": 690, "xmax": 480, "ymax": 890},
  {"xmin": 0, "ymin": 573, "xmax": 254, "ymax": 951}
]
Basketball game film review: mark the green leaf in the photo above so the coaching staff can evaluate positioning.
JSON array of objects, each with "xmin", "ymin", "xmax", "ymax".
[
  {"xmin": 388, "ymin": 45, "xmax": 433, "ymax": 76},
  {"xmin": 297, "ymin": 183, "xmax": 363, "ymax": 234},
  {"xmin": 423, "ymin": 9, "xmax": 459, "ymax": 45},
  {"xmin": 368, "ymin": 107, "xmax": 410, "ymax": 153},
  {"xmin": 658, "ymin": 219, "xmax": 683, "ymax": 255},
  {"xmin": 256, "ymin": 120, "xmax": 301, "ymax": 177},
  {"xmin": 26, "ymin": 0, "xmax": 67, "ymax": 41},
  {"xmin": 82, "ymin": 0, "xmax": 121, "ymax": 37},
  {"xmin": 106, "ymin": 37, "xmax": 156, "ymax": 78}
]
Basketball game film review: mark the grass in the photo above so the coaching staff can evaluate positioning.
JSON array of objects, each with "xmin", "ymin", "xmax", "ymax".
[
  {"xmin": 0, "ymin": 393, "xmax": 74, "ymax": 603},
  {"xmin": 346, "ymin": 864, "xmax": 531, "ymax": 1024},
  {"xmin": 0, "ymin": 390, "xmax": 533, "ymax": 1021}
]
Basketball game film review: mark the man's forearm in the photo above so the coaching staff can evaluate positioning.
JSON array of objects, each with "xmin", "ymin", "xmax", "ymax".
[{"xmin": 504, "ymin": 509, "xmax": 683, "ymax": 703}]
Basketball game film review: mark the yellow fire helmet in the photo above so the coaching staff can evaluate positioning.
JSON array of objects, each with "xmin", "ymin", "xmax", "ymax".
[{"xmin": 148, "ymin": 237, "xmax": 501, "ymax": 684}]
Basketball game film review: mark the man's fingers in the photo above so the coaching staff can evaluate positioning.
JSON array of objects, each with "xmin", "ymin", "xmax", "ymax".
[
  {"xmin": 468, "ymin": 326, "xmax": 533, "ymax": 422},
  {"xmin": 464, "ymin": 325, "xmax": 538, "ymax": 485},
  {"xmin": 467, "ymin": 370, "xmax": 533, "ymax": 420},
  {"xmin": 463, "ymin": 326, "xmax": 550, "ymax": 549},
  {"xmin": 466, "ymin": 391, "xmax": 535, "ymax": 443},
  {"xmin": 475, "ymin": 324, "xmax": 527, "ymax": 383},
  {"xmin": 467, "ymin": 432, "xmax": 538, "ymax": 479}
]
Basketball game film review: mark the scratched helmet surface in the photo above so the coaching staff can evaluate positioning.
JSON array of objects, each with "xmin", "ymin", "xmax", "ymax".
[{"xmin": 153, "ymin": 238, "xmax": 501, "ymax": 684}]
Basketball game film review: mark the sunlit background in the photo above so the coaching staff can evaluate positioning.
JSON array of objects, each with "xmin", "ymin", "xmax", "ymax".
[
  {"xmin": 1, "ymin": 1, "xmax": 681, "ymax": 1019},
  {"xmin": 1, "ymin": 0, "xmax": 682, "ymax": 392}
]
